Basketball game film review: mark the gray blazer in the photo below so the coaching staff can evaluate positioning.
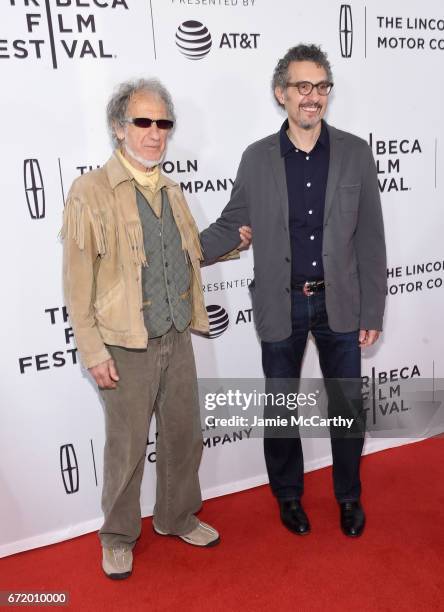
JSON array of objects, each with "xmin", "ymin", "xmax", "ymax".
[{"xmin": 200, "ymin": 123, "xmax": 387, "ymax": 342}]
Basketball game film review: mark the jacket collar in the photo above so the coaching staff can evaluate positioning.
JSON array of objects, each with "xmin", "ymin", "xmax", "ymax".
[{"xmin": 104, "ymin": 152, "xmax": 178, "ymax": 191}]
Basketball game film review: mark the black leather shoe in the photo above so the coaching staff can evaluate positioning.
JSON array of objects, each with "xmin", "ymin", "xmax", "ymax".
[
  {"xmin": 340, "ymin": 501, "xmax": 365, "ymax": 537},
  {"xmin": 278, "ymin": 499, "xmax": 311, "ymax": 535}
]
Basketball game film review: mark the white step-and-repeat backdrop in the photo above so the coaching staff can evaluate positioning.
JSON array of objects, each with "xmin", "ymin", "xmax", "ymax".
[{"xmin": 1, "ymin": 0, "xmax": 443, "ymax": 557}]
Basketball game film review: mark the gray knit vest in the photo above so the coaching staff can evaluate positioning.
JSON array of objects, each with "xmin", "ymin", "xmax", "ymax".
[{"xmin": 136, "ymin": 188, "xmax": 192, "ymax": 338}]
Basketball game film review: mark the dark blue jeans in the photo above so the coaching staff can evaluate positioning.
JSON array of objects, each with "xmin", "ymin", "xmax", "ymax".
[{"xmin": 261, "ymin": 289, "xmax": 363, "ymax": 503}]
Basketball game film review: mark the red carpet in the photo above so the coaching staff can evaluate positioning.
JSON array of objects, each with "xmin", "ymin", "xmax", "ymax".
[{"xmin": 1, "ymin": 439, "xmax": 444, "ymax": 611}]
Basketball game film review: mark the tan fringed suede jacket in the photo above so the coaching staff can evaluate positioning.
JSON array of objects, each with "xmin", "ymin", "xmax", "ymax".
[{"xmin": 61, "ymin": 153, "xmax": 210, "ymax": 369}]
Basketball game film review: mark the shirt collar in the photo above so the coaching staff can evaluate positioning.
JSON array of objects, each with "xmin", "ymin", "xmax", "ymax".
[
  {"xmin": 279, "ymin": 119, "xmax": 329, "ymax": 157},
  {"xmin": 116, "ymin": 149, "xmax": 160, "ymax": 191}
]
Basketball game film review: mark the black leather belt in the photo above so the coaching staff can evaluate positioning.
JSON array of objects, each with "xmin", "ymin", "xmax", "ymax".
[{"xmin": 291, "ymin": 280, "xmax": 325, "ymax": 296}]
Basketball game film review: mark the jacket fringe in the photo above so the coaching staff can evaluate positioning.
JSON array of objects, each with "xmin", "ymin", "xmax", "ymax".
[
  {"xmin": 125, "ymin": 221, "xmax": 147, "ymax": 266},
  {"xmin": 61, "ymin": 198, "xmax": 108, "ymax": 256}
]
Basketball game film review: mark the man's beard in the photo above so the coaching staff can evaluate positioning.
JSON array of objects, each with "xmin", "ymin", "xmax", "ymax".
[{"xmin": 124, "ymin": 143, "xmax": 165, "ymax": 170}]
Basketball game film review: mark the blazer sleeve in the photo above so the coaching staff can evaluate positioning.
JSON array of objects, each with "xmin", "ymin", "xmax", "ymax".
[
  {"xmin": 199, "ymin": 151, "xmax": 251, "ymax": 263},
  {"xmin": 355, "ymin": 146, "xmax": 387, "ymax": 331}
]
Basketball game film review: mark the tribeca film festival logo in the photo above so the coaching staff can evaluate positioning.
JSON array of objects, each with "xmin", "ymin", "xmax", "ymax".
[
  {"xmin": 60, "ymin": 443, "xmax": 79, "ymax": 494},
  {"xmin": 362, "ymin": 364, "xmax": 420, "ymax": 428},
  {"xmin": 24, "ymin": 158, "xmax": 45, "ymax": 219},
  {"xmin": 2, "ymin": 0, "xmax": 129, "ymax": 69},
  {"xmin": 339, "ymin": 4, "xmax": 353, "ymax": 58},
  {"xmin": 18, "ymin": 306, "xmax": 78, "ymax": 374},
  {"xmin": 175, "ymin": 20, "xmax": 260, "ymax": 60},
  {"xmin": 369, "ymin": 133, "xmax": 423, "ymax": 193}
]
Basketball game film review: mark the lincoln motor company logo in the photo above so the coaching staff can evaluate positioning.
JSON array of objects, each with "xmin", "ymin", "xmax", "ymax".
[
  {"xmin": 2, "ymin": 0, "xmax": 129, "ymax": 69},
  {"xmin": 339, "ymin": 4, "xmax": 353, "ymax": 58},
  {"xmin": 60, "ymin": 443, "xmax": 79, "ymax": 494},
  {"xmin": 24, "ymin": 159, "xmax": 45, "ymax": 219}
]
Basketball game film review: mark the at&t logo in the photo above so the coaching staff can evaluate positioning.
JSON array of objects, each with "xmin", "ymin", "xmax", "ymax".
[
  {"xmin": 175, "ymin": 20, "xmax": 212, "ymax": 60},
  {"xmin": 175, "ymin": 20, "xmax": 260, "ymax": 60},
  {"xmin": 206, "ymin": 305, "xmax": 229, "ymax": 338}
]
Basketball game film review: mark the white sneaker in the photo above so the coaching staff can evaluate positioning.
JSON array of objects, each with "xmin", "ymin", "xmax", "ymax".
[
  {"xmin": 102, "ymin": 546, "xmax": 133, "ymax": 579},
  {"xmin": 154, "ymin": 520, "xmax": 220, "ymax": 547}
]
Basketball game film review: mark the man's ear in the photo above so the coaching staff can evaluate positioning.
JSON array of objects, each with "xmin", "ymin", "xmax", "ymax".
[
  {"xmin": 114, "ymin": 121, "xmax": 125, "ymax": 142},
  {"xmin": 274, "ymin": 86, "xmax": 286, "ymax": 107}
]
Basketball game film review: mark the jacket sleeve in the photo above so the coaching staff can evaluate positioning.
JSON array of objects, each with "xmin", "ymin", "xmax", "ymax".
[
  {"xmin": 61, "ymin": 192, "xmax": 111, "ymax": 369},
  {"xmin": 355, "ymin": 146, "xmax": 387, "ymax": 331},
  {"xmin": 199, "ymin": 151, "xmax": 251, "ymax": 263}
]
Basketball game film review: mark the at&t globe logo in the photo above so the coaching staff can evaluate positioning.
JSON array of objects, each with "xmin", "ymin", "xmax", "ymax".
[
  {"xmin": 206, "ymin": 305, "xmax": 229, "ymax": 338},
  {"xmin": 175, "ymin": 21, "xmax": 212, "ymax": 60}
]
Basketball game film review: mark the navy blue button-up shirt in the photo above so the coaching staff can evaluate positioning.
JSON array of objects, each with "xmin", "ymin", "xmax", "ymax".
[{"xmin": 280, "ymin": 119, "xmax": 330, "ymax": 284}]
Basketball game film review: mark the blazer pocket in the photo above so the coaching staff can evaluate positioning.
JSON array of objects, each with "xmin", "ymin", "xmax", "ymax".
[{"xmin": 339, "ymin": 184, "xmax": 361, "ymax": 212}]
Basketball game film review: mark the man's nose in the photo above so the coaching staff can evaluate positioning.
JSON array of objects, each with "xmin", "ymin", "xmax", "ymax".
[
  {"xmin": 306, "ymin": 88, "xmax": 321, "ymax": 103},
  {"xmin": 147, "ymin": 122, "xmax": 161, "ymax": 139}
]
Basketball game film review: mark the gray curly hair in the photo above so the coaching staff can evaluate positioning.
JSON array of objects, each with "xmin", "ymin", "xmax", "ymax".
[
  {"xmin": 272, "ymin": 44, "xmax": 333, "ymax": 99},
  {"xmin": 106, "ymin": 78, "xmax": 176, "ymax": 148}
]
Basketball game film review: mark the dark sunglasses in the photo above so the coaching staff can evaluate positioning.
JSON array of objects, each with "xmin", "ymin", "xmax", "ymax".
[{"xmin": 123, "ymin": 117, "xmax": 174, "ymax": 130}]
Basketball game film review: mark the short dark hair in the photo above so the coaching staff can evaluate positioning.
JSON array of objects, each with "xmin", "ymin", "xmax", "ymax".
[{"xmin": 272, "ymin": 44, "xmax": 333, "ymax": 93}]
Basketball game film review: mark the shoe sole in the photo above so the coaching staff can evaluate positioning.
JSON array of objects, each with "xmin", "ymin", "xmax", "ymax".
[
  {"xmin": 153, "ymin": 525, "xmax": 220, "ymax": 547},
  {"xmin": 103, "ymin": 569, "xmax": 132, "ymax": 580}
]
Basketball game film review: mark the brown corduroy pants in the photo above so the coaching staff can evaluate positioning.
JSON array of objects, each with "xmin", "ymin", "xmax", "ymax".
[{"xmin": 98, "ymin": 327, "xmax": 203, "ymax": 549}]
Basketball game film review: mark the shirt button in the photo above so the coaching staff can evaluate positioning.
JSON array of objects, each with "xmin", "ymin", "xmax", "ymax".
[
  {"xmin": 308, "ymin": 210, "xmax": 313, "ymax": 215},
  {"xmin": 306, "ymin": 155, "xmax": 310, "ymax": 160},
  {"xmin": 166, "ymin": 316, "xmax": 171, "ymax": 322},
  {"xmin": 165, "ymin": 262, "xmax": 169, "ymax": 267},
  {"xmin": 310, "ymin": 235, "xmax": 315, "ymax": 240},
  {"xmin": 295, "ymin": 148, "xmax": 299, "ymax": 153},
  {"xmin": 312, "ymin": 261, "xmax": 317, "ymax": 267},
  {"xmin": 306, "ymin": 182, "xmax": 311, "ymax": 188}
]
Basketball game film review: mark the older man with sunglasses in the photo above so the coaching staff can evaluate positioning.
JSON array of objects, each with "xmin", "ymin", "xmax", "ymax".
[
  {"xmin": 62, "ymin": 79, "xmax": 250, "ymax": 579},
  {"xmin": 200, "ymin": 44, "xmax": 387, "ymax": 539}
]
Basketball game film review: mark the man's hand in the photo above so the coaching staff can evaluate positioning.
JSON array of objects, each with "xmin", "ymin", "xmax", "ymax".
[
  {"xmin": 89, "ymin": 358, "xmax": 120, "ymax": 389},
  {"xmin": 238, "ymin": 225, "xmax": 252, "ymax": 250},
  {"xmin": 359, "ymin": 329, "xmax": 380, "ymax": 348}
]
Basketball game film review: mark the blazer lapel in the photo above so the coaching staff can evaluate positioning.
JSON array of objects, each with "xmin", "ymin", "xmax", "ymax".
[
  {"xmin": 324, "ymin": 125, "xmax": 345, "ymax": 223},
  {"xmin": 268, "ymin": 137, "xmax": 289, "ymax": 227}
]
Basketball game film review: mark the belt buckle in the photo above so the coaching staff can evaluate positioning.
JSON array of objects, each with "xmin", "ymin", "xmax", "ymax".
[{"xmin": 303, "ymin": 281, "xmax": 315, "ymax": 297}]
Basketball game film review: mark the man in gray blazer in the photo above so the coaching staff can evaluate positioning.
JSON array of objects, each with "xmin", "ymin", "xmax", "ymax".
[{"xmin": 200, "ymin": 44, "xmax": 386, "ymax": 537}]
